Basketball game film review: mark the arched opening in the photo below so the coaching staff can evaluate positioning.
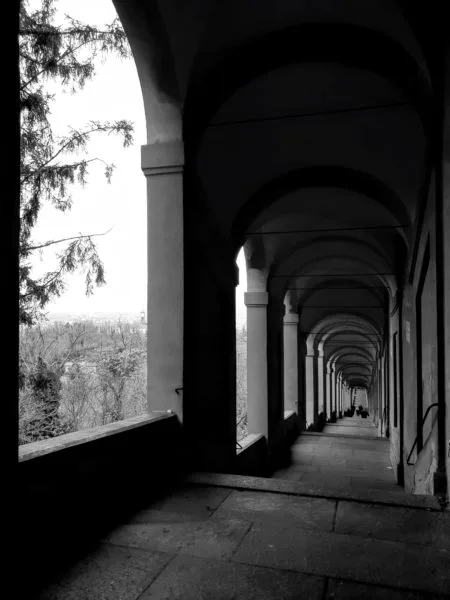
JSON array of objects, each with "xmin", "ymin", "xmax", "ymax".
[
  {"xmin": 235, "ymin": 247, "xmax": 248, "ymax": 443},
  {"xmin": 19, "ymin": 0, "xmax": 148, "ymax": 444}
]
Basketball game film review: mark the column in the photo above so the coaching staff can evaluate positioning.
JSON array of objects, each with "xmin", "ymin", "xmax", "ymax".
[
  {"xmin": 326, "ymin": 364, "xmax": 332, "ymax": 419},
  {"xmin": 380, "ymin": 356, "xmax": 386, "ymax": 436},
  {"xmin": 305, "ymin": 350, "xmax": 316, "ymax": 427},
  {"xmin": 142, "ymin": 140, "xmax": 184, "ymax": 418},
  {"xmin": 317, "ymin": 349, "xmax": 325, "ymax": 415},
  {"xmin": 283, "ymin": 312, "xmax": 299, "ymax": 414},
  {"xmin": 245, "ymin": 291, "xmax": 269, "ymax": 437},
  {"xmin": 378, "ymin": 357, "xmax": 384, "ymax": 435},
  {"xmin": 331, "ymin": 365, "xmax": 337, "ymax": 416}
]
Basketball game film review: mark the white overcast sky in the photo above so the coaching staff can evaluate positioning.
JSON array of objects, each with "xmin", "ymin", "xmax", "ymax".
[{"xmin": 29, "ymin": 0, "xmax": 247, "ymax": 325}]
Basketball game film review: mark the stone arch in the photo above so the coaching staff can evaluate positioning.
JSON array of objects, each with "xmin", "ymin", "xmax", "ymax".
[
  {"xmin": 113, "ymin": 0, "xmax": 182, "ymax": 143},
  {"xmin": 184, "ymin": 22, "xmax": 432, "ymax": 148},
  {"xmin": 232, "ymin": 166, "xmax": 411, "ymax": 251}
]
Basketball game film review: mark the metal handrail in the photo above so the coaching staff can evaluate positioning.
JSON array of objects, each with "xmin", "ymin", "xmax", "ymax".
[{"xmin": 406, "ymin": 402, "xmax": 439, "ymax": 466}]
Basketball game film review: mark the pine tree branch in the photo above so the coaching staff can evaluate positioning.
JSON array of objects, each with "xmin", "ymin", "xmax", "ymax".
[
  {"xmin": 20, "ymin": 38, "xmax": 94, "ymax": 91},
  {"xmin": 20, "ymin": 23, "xmax": 128, "ymax": 91},
  {"xmin": 20, "ymin": 27, "xmax": 123, "ymax": 36},
  {"xmin": 25, "ymin": 227, "xmax": 113, "ymax": 252},
  {"xmin": 19, "ymin": 2, "xmax": 131, "ymax": 326},
  {"xmin": 21, "ymin": 156, "xmax": 109, "ymax": 188},
  {"xmin": 21, "ymin": 126, "xmax": 112, "ymax": 182}
]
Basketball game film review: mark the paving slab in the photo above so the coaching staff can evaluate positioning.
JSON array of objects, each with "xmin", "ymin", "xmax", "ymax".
[
  {"xmin": 290, "ymin": 454, "xmax": 349, "ymax": 468},
  {"xmin": 103, "ymin": 517, "xmax": 252, "ymax": 560},
  {"xmin": 326, "ymin": 578, "xmax": 448, "ymax": 599},
  {"xmin": 232, "ymin": 523, "xmax": 450, "ymax": 595},
  {"xmin": 276, "ymin": 429, "xmax": 406, "ymax": 499},
  {"xmin": 38, "ymin": 544, "xmax": 174, "ymax": 600},
  {"xmin": 335, "ymin": 501, "xmax": 450, "ymax": 548},
  {"xmin": 324, "ymin": 425, "xmax": 378, "ymax": 437},
  {"xmin": 128, "ymin": 485, "xmax": 231, "ymax": 523},
  {"xmin": 153, "ymin": 484, "xmax": 231, "ymax": 510},
  {"xmin": 292, "ymin": 454, "xmax": 390, "ymax": 471},
  {"xmin": 275, "ymin": 471, "xmax": 402, "ymax": 497},
  {"xmin": 301, "ymin": 475, "xmax": 397, "ymax": 494},
  {"xmin": 301, "ymin": 432, "xmax": 388, "ymax": 443},
  {"xmin": 293, "ymin": 443, "xmax": 389, "ymax": 459},
  {"xmin": 335, "ymin": 419, "xmax": 376, "ymax": 427},
  {"xmin": 211, "ymin": 489, "xmax": 336, "ymax": 531},
  {"xmin": 140, "ymin": 554, "xmax": 326, "ymax": 600},
  {"xmin": 295, "ymin": 443, "xmax": 390, "ymax": 457},
  {"xmin": 286, "ymin": 465, "xmax": 395, "ymax": 483},
  {"xmin": 273, "ymin": 470, "xmax": 353, "ymax": 490}
]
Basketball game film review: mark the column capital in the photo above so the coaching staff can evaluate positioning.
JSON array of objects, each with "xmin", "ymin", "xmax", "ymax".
[
  {"xmin": 245, "ymin": 291, "xmax": 268, "ymax": 307},
  {"xmin": 283, "ymin": 313, "xmax": 299, "ymax": 325},
  {"xmin": 141, "ymin": 140, "xmax": 184, "ymax": 176}
]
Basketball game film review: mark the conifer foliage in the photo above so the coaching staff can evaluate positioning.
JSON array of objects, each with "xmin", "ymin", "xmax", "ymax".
[{"xmin": 19, "ymin": 0, "xmax": 134, "ymax": 325}]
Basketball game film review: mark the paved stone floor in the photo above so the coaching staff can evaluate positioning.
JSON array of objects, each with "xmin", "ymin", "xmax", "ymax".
[
  {"xmin": 37, "ymin": 417, "xmax": 450, "ymax": 599},
  {"xmin": 273, "ymin": 417, "xmax": 399, "ymax": 497}
]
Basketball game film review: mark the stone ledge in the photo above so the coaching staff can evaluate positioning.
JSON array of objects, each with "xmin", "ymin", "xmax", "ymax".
[
  {"xmin": 284, "ymin": 410, "xmax": 296, "ymax": 420},
  {"xmin": 19, "ymin": 412, "xmax": 174, "ymax": 462},
  {"xmin": 237, "ymin": 433, "xmax": 265, "ymax": 454}
]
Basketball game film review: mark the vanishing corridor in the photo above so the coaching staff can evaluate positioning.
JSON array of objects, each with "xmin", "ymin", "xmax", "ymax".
[{"xmin": 19, "ymin": 1, "xmax": 450, "ymax": 598}]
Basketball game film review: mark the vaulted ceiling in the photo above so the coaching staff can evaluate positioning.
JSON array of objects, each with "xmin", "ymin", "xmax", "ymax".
[{"xmin": 115, "ymin": 0, "xmax": 439, "ymax": 387}]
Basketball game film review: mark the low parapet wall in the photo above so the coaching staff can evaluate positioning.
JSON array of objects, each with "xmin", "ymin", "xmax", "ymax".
[
  {"xmin": 236, "ymin": 411, "xmax": 300, "ymax": 477},
  {"xmin": 18, "ymin": 413, "xmax": 183, "ymax": 593},
  {"xmin": 236, "ymin": 433, "xmax": 268, "ymax": 476}
]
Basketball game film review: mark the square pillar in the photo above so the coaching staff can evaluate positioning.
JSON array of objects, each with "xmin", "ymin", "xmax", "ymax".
[
  {"xmin": 326, "ymin": 365, "xmax": 332, "ymax": 419},
  {"xmin": 305, "ymin": 351, "xmax": 316, "ymax": 427},
  {"xmin": 337, "ymin": 373, "xmax": 342, "ymax": 416},
  {"xmin": 142, "ymin": 141, "xmax": 184, "ymax": 418},
  {"xmin": 331, "ymin": 366, "xmax": 337, "ymax": 416},
  {"xmin": 317, "ymin": 350, "xmax": 325, "ymax": 415},
  {"xmin": 245, "ymin": 291, "xmax": 269, "ymax": 437},
  {"xmin": 283, "ymin": 313, "xmax": 299, "ymax": 413}
]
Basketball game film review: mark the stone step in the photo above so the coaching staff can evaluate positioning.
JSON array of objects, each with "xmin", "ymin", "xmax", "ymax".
[
  {"xmin": 324, "ymin": 426, "xmax": 379, "ymax": 437},
  {"xmin": 297, "ymin": 431, "xmax": 389, "ymax": 444},
  {"xmin": 335, "ymin": 419, "xmax": 376, "ymax": 427},
  {"xmin": 185, "ymin": 472, "xmax": 442, "ymax": 511}
]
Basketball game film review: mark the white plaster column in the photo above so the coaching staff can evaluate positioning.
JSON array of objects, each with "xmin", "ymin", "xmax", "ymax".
[
  {"xmin": 283, "ymin": 312, "xmax": 299, "ymax": 413},
  {"xmin": 379, "ymin": 357, "xmax": 385, "ymax": 435},
  {"xmin": 331, "ymin": 365, "xmax": 337, "ymax": 415},
  {"xmin": 381, "ymin": 358, "xmax": 385, "ymax": 434},
  {"xmin": 339, "ymin": 374, "xmax": 343, "ymax": 415},
  {"xmin": 142, "ymin": 141, "xmax": 184, "ymax": 418},
  {"xmin": 326, "ymin": 364, "xmax": 332, "ymax": 419},
  {"xmin": 245, "ymin": 291, "xmax": 269, "ymax": 437},
  {"xmin": 317, "ymin": 349, "xmax": 325, "ymax": 415},
  {"xmin": 305, "ymin": 351, "xmax": 316, "ymax": 427}
]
